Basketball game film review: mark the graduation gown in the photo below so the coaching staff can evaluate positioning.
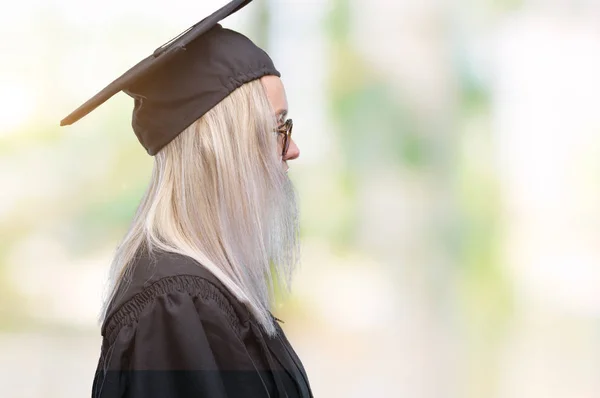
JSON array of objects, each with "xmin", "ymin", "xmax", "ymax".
[{"xmin": 91, "ymin": 248, "xmax": 313, "ymax": 398}]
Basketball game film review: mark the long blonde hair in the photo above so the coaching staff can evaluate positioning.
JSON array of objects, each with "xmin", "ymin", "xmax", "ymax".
[{"xmin": 100, "ymin": 79, "xmax": 300, "ymax": 337}]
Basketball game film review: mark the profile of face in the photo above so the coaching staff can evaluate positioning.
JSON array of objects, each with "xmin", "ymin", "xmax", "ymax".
[
  {"xmin": 258, "ymin": 75, "xmax": 301, "ymax": 279},
  {"xmin": 260, "ymin": 75, "xmax": 300, "ymax": 172}
]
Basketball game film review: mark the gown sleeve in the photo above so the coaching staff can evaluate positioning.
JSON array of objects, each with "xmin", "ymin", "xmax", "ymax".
[{"xmin": 92, "ymin": 276, "xmax": 275, "ymax": 398}]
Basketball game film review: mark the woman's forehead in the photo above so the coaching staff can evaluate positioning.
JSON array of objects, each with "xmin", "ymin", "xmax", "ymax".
[{"xmin": 261, "ymin": 75, "xmax": 288, "ymax": 114}]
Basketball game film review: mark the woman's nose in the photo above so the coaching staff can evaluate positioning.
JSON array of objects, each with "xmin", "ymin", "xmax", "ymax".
[{"xmin": 283, "ymin": 138, "xmax": 300, "ymax": 161}]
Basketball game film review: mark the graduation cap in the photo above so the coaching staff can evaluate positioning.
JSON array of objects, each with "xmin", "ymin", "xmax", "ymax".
[{"xmin": 60, "ymin": 0, "xmax": 280, "ymax": 156}]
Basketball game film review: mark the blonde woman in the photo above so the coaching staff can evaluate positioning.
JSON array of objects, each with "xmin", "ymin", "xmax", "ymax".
[{"xmin": 61, "ymin": 1, "xmax": 313, "ymax": 397}]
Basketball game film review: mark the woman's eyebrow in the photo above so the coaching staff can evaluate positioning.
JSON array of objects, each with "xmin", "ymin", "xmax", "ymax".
[{"xmin": 276, "ymin": 109, "xmax": 288, "ymax": 121}]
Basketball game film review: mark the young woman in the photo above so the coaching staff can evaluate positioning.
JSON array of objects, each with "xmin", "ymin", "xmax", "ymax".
[{"xmin": 61, "ymin": 1, "xmax": 312, "ymax": 397}]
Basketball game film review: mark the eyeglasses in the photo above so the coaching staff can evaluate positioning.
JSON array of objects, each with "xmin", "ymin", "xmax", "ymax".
[{"xmin": 275, "ymin": 118, "xmax": 293, "ymax": 158}]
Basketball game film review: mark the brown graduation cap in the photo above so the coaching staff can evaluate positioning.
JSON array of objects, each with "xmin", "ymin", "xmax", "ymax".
[{"xmin": 60, "ymin": 0, "xmax": 280, "ymax": 156}]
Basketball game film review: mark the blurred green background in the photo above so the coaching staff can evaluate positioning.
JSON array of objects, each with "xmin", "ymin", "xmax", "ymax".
[{"xmin": 2, "ymin": 0, "xmax": 600, "ymax": 397}]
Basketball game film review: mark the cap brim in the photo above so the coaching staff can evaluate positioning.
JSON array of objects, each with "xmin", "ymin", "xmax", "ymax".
[{"xmin": 60, "ymin": 0, "xmax": 252, "ymax": 127}]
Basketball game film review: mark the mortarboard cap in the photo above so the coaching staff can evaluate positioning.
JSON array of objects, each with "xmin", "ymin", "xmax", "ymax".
[{"xmin": 60, "ymin": 0, "xmax": 280, "ymax": 155}]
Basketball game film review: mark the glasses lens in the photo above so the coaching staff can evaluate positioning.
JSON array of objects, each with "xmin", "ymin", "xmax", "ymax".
[{"xmin": 283, "ymin": 120, "xmax": 292, "ymax": 157}]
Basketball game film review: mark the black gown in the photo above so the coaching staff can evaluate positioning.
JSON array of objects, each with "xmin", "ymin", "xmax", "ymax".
[{"xmin": 91, "ymin": 248, "xmax": 313, "ymax": 398}]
